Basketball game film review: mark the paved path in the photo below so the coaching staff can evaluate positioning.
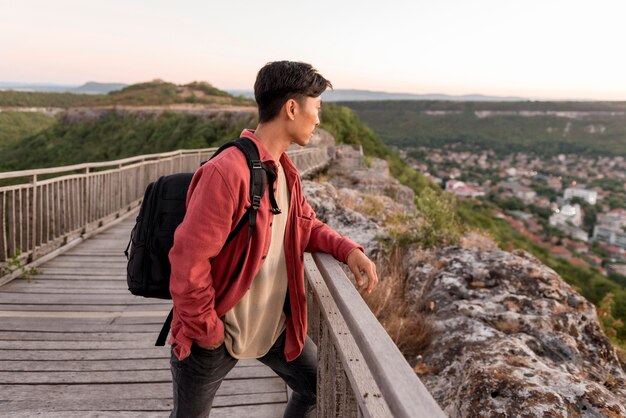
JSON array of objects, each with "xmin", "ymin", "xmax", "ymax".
[{"xmin": 0, "ymin": 219, "xmax": 288, "ymax": 417}]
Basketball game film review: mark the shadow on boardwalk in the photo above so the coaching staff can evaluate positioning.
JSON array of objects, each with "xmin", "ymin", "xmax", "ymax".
[{"xmin": 0, "ymin": 219, "xmax": 288, "ymax": 418}]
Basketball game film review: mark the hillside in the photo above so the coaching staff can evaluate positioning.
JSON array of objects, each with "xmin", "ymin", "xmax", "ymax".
[
  {"xmin": 0, "ymin": 111, "xmax": 56, "ymax": 151},
  {"xmin": 0, "ymin": 80, "xmax": 253, "ymax": 108},
  {"xmin": 0, "ymin": 111, "xmax": 256, "ymax": 171},
  {"xmin": 342, "ymin": 100, "xmax": 626, "ymax": 156}
]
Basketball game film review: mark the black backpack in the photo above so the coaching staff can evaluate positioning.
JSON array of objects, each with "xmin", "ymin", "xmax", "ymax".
[{"xmin": 124, "ymin": 137, "xmax": 281, "ymax": 345}]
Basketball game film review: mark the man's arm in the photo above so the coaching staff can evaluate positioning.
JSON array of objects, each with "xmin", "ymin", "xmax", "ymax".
[{"xmin": 169, "ymin": 164, "xmax": 236, "ymax": 349}]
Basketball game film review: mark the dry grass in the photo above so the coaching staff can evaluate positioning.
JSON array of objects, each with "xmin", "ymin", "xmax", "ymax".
[
  {"xmin": 363, "ymin": 248, "xmax": 434, "ymax": 358},
  {"xmin": 355, "ymin": 195, "xmax": 385, "ymax": 217},
  {"xmin": 460, "ymin": 229, "xmax": 500, "ymax": 251}
]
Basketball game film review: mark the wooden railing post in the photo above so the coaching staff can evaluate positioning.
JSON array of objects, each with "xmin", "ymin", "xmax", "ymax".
[{"xmin": 30, "ymin": 174, "xmax": 37, "ymax": 260}]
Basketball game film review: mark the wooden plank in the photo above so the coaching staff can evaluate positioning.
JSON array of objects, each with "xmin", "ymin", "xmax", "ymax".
[
  {"xmin": 52, "ymin": 254, "xmax": 127, "ymax": 261},
  {"xmin": 0, "ymin": 287, "xmax": 129, "ymax": 294},
  {"xmin": 0, "ymin": 331, "xmax": 160, "ymax": 341},
  {"xmin": 44, "ymin": 182, "xmax": 50, "ymax": 243},
  {"xmin": 2, "ymin": 403, "xmax": 287, "ymax": 418},
  {"xmin": 0, "ymin": 378, "xmax": 286, "ymax": 400},
  {"xmin": 0, "ymin": 293, "xmax": 171, "ymax": 305},
  {"xmin": 20, "ymin": 187, "xmax": 27, "ymax": 252},
  {"xmin": 0, "ymin": 339, "xmax": 174, "ymax": 350},
  {"xmin": 4, "ymin": 277, "xmax": 124, "ymax": 286},
  {"xmin": 16, "ymin": 187, "xmax": 23, "ymax": 252},
  {"xmin": 35, "ymin": 184, "xmax": 42, "ymax": 247},
  {"xmin": 25, "ymin": 274, "xmax": 126, "ymax": 280},
  {"xmin": 0, "ymin": 348, "xmax": 170, "ymax": 361},
  {"xmin": 0, "ymin": 304, "xmax": 170, "ymax": 312},
  {"xmin": 111, "ymin": 316, "xmax": 170, "ymax": 325},
  {"xmin": 44, "ymin": 260, "xmax": 127, "ymax": 267},
  {"xmin": 0, "ymin": 366, "xmax": 276, "ymax": 384},
  {"xmin": 35, "ymin": 268, "xmax": 127, "ymax": 275},
  {"xmin": 0, "ymin": 191, "xmax": 6, "ymax": 260},
  {"xmin": 0, "ymin": 358, "xmax": 260, "ymax": 372},
  {"xmin": 0, "ymin": 392, "xmax": 286, "ymax": 412},
  {"xmin": 0, "ymin": 322, "xmax": 162, "ymax": 333},
  {"xmin": 7, "ymin": 191, "xmax": 16, "ymax": 258},
  {"xmin": 52, "ymin": 252, "xmax": 127, "ymax": 256}
]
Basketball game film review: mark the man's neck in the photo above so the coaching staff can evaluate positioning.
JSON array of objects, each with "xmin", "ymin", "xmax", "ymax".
[{"xmin": 253, "ymin": 122, "xmax": 291, "ymax": 162}]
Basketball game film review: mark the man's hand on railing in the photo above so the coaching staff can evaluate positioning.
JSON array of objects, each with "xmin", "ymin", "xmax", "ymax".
[{"xmin": 346, "ymin": 249, "xmax": 379, "ymax": 294}]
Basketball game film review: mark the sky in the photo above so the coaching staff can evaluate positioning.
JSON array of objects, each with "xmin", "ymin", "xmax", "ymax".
[{"xmin": 1, "ymin": 0, "xmax": 625, "ymax": 100}]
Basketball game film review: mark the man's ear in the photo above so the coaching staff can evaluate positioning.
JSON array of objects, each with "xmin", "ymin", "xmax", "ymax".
[{"xmin": 284, "ymin": 99, "xmax": 297, "ymax": 121}]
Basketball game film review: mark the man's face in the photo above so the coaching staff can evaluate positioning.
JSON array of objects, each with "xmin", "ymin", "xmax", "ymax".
[{"xmin": 290, "ymin": 96, "xmax": 321, "ymax": 146}]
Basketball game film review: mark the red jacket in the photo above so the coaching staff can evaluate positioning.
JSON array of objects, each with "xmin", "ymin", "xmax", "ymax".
[{"xmin": 169, "ymin": 129, "xmax": 363, "ymax": 361}]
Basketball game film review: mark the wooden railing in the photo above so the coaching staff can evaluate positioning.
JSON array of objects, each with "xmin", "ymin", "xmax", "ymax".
[
  {"xmin": 0, "ymin": 144, "xmax": 446, "ymax": 417},
  {"xmin": 306, "ymin": 253, "xmax": 446, "ymax": 417},
  {"xmin": 0, "ymin": 146, "xmax": 330, "ymax": 283}
]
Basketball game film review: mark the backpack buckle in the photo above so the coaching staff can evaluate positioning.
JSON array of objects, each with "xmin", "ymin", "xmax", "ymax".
[
  {"xmin": 251, "ymin": 195, "xmax": 262, "ymax": 209},
  {"xmin": 251, "ymin": 161, "xmax": 263, "ymax": 170}
]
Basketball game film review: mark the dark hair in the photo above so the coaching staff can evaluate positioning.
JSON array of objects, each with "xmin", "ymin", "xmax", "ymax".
[{"xmin": 254, "ymin": 61, "xmax": 332, "ymax": 123}]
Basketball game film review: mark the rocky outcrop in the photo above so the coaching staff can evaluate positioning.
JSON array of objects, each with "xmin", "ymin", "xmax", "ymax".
[
  {"xmin": 303, "ymin": 144, "xmax": 418, "ymax": 258},
  {"xmin": 405, "ymin": 247, "xmax": 626, "ymax": 417},
  {"xmin": 327, "ymin": 145, "xmax": 415, "ymax": 208}
]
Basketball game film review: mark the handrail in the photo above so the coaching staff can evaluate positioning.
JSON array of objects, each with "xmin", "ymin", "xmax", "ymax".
[
  {"xmin": 0, "ymin": 146, "xmax": 330, "ymax": 282},
  {"xmin": 306, "ymin": 253, "xmax": 446, "ymax": 417},
  {"xmin": 0, "ymin": 148, "xmax": 217, "ymax": 180}
]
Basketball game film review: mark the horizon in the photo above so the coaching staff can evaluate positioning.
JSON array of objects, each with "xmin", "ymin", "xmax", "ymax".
[
  {"xmin": 0, "ymin": 80, "xmax": 619, "ymax": 103},
  {"xmin": 2, "ymin": 1, "xmax": 626, "ymax": 101}
]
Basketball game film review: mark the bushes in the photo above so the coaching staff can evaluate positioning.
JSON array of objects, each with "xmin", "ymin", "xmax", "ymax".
[
  {"xmin": 0, "ymin": 111, "xmax": 254, "ymax": 171},
  {"xmin": 0, "ymin": 112, "xmax": 55, "ymax": 150},
  {"xmin": 414, "ymin": 188, "xmax": 462, "ymax": 248}
]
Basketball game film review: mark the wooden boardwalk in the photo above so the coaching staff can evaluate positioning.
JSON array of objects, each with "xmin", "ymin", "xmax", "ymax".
[{"xmin": 0, "ymin": 218, "xmax": 288, "ymax": 417}]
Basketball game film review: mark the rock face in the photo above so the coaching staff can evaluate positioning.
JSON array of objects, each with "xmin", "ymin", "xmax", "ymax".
[
  {"xmin": 327, "ymin": 145, "xmax": 415, "ymax": 208},
  {"xmin": 303, "ymin": 144, "xmax": 418, "ymax": 258},
  {"xmin": 404, "ymin": 247, "xmax": 626, "ymax": 417},
  {"xmin": 303, "ymin": 179, "xmax": 387, "ymax": 257}
]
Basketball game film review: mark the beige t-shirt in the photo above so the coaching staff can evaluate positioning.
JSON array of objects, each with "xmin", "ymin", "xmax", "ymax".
[{"xmin": 224, "ymin": 163, "xmax": 290, "ymax": 359}]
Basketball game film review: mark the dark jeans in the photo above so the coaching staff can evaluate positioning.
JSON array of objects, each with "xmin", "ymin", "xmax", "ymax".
[{"xmin": 170, "ymin": 330, "xmax": 317, "ymax": 418}]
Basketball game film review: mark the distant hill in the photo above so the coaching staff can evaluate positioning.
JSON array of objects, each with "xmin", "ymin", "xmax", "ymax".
[
  {"xmin": 324, "ymin": 89, "xmax": 528, "ymax": 102},
  {"xmin": 0, "ymin": 80, "xmax": 253, "ymax": 108},
  {"xmin": 0, "ymin": 81, "xmax": 127, "ymax": 94},
  {"xmin": 227, "ymin": 88, "xmax": 528, "ymax": 102},
  {"xmin": 72, "ymin": 82, "xmax": 127, "ymax": 94}
]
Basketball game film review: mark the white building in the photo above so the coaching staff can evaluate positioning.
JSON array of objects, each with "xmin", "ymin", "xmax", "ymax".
[
  {"xmin": 550, "ymin": 204, "xmax": 583, "ymax": 228},
  {"xmin": 593, "ymin": 209, "xmax": 626, "ymax": 250},
  {"xmin": 564, "ymin": 188, "xmax": 597, "ymax": 205},
  {"xmin": 445, "ymin": 180, "xmax": 485, "ymax": 198}
]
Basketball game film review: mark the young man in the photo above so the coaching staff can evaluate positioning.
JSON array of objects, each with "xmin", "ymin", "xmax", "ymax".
[{"xmin": 168, "ymin": 61, "xmax": 378, "ymax": 418}]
